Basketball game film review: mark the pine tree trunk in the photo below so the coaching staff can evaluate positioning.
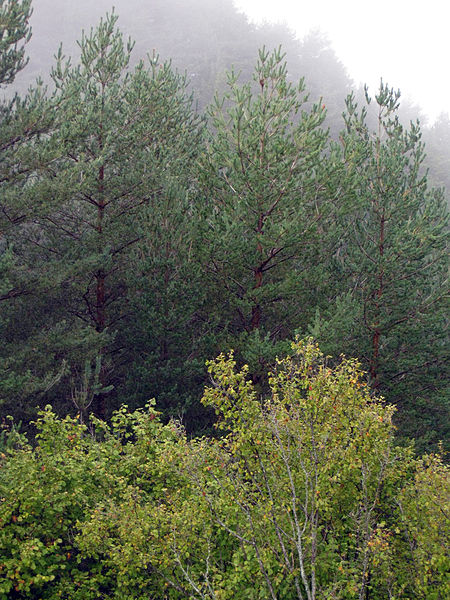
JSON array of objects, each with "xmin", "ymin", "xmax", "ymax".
[
  {"xmin": 94, "ymin": 158, "xmax": 107, "ymax": 418},
  {"xmin": 370, "ymin": 211, "xmax": 385, "ymax": 389},
  {"xmin": 96, "ymin": 165, "xmax": 106, "ymax": 333},
  {"xmin": 251, "ymin": 214, "xmax": 264, "ymax": 330}
]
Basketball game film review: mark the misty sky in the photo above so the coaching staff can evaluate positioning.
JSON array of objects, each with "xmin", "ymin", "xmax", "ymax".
[{"xmin": 236, "ymin": 0, "xmax": 448, "ymax": 124}]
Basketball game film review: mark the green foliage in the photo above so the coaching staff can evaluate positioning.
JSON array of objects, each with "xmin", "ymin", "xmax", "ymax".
[
  {"xmin": 395, "ymin": 453, "xmax": 450, "ymax": 598},
  {"xmin": 0, "ymin": 341, "xmax": 448, "ymax": 599},
  {"xmin": 1, "ymin": 11, "xmax": 204, "ymax": 422},
  {"xmin": 197, "ymin": 47, "xmax": 340, "ymax": 381},
  {"xmin": 313, "ymin": 83, "xmax": 449, "ymax": 451},
  {"xmin": 0, "ymin": 403, "xmax": 180, "ymax": 598},
  {"xmin": 168, "ymin": 339, "xmax": 448, "ymax": 599},
  {"xmin": 182, "ymin": 339, "xmax": 401, "ymax": 598},
  {"xmin": 119, "ymin": 81, "xmax": 209, "ymax": 424},
  {"xmin": 0, "ymin": 2, "xmax": 448, "ymax": 457},
  {"xmin": 0, "ymin": 8, "xmax": 448, "ymax": 596},
  {"xmin": 0, "ymin": 0, "xmax": 55, "ymax": 414}
]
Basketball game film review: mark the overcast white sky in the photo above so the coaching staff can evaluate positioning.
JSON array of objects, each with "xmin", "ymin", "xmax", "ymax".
[{"xmin": 235, "ymin": 0, "xmax": 448, "ymax": 124}]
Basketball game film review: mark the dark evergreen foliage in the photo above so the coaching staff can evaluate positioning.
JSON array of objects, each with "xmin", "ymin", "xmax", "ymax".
[{"xmin": 1, "ymin": 1, "xmax": 448, "ymax": 453}]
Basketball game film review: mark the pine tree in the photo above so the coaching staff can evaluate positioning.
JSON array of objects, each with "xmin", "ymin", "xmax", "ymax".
[
  {"xmin": 1, "ymin": 0, "xmax": 35, "ymax": 290},
  {"xmin": 122, "ymin": 172, "xmax": 215, "ymax": 428},
  {"xmin": 313, "ymin": 84, "xmax": 449, "ymax": 451},
  {"xmin": 0, "ymin": 0, "xmax": 56, "ymax": 413},
  {"xmin": 197, "ymin": 48, "xmax": 339, "ymax": 377},
  {"xmin": 2, "ymin": 13, "xmax": 202, "ymax": 419}
]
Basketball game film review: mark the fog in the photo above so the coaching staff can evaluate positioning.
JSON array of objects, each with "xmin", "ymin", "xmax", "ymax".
[
  {"xmin": 13, "ymin": 0, "xmax": 352, "ymax": 107},
  {"xmin": 6, "ymin": 0, "xmax": 450, "ymax": 193},
  {"xmin": 10, "ymin": 0, "xmax": 448, "ymax": 124},
  {"xmin": 236, "ymin": 0, "xmax": 449, "ymax": 125}
]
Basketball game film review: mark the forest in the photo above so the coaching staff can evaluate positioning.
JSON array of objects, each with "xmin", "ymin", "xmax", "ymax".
[{"xmin": 0, "ymin": 1, "xmax": 449, "ymax": 598}]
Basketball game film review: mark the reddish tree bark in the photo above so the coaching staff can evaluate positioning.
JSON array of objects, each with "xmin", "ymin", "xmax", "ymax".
[{"xmin": 370, "ymin": 210, "xmax": 385, "ymax": 389}]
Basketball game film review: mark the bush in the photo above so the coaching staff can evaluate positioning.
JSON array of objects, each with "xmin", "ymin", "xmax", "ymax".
[{"xmin": 0, "ymin": 340, "xmax": 448, "ymax": 599}]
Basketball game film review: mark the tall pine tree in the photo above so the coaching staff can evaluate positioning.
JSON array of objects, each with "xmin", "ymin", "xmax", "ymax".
[
  {"xmin": 312, "ymin": 84, "xmax": 449, "ymax": 451},
  {"xmin": 197, "ymin": 48, "xmax": 340, "ymax": 378},
  {"xmin": 2, "ymin": 13, "xmax": 202, "ymax": 420}
]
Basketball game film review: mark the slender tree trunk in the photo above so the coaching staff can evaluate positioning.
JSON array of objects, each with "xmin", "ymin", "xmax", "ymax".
[
  {"xmin": 95, "ymin": 164, "xmax": 106, "ymax": 333},
  {"xmin": 370, "ymin": 211, "xmax": 385, "ymax": 388},
  {"xmin": 251, "ymin": 214, "xmax": 264, "ymax": 330},
  {"xmin": 369, "ymin": 115, "xmax": 386, "ymax": 390},
  {"xmin": 160, "ymin": 238, "xmax": 171, "ymax": 361},
  {"xmin": 94, "ymin": 103, "xmax": 108, "ymax": 415}
]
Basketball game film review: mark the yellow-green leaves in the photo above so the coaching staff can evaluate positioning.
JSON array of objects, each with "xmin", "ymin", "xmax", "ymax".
[{"xmin": 1, "ymin": 342, "xmax": 448, "ymax": 599}]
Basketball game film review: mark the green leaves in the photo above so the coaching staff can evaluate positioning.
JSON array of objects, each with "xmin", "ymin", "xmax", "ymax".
[
  {"xmin": 395, "ymin": 453, "xmax": 450, "ymax": 598},
  {"xmin": 1, "ymin": 342, "xmax": 448, "ymax": 599},
  {"xmin": 186, "ymin": 339, "xmax": 400, "ymax": 598},
  {"xmin": 0, "ymin": 403, "xmax": 182, "ymax": 598}
]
